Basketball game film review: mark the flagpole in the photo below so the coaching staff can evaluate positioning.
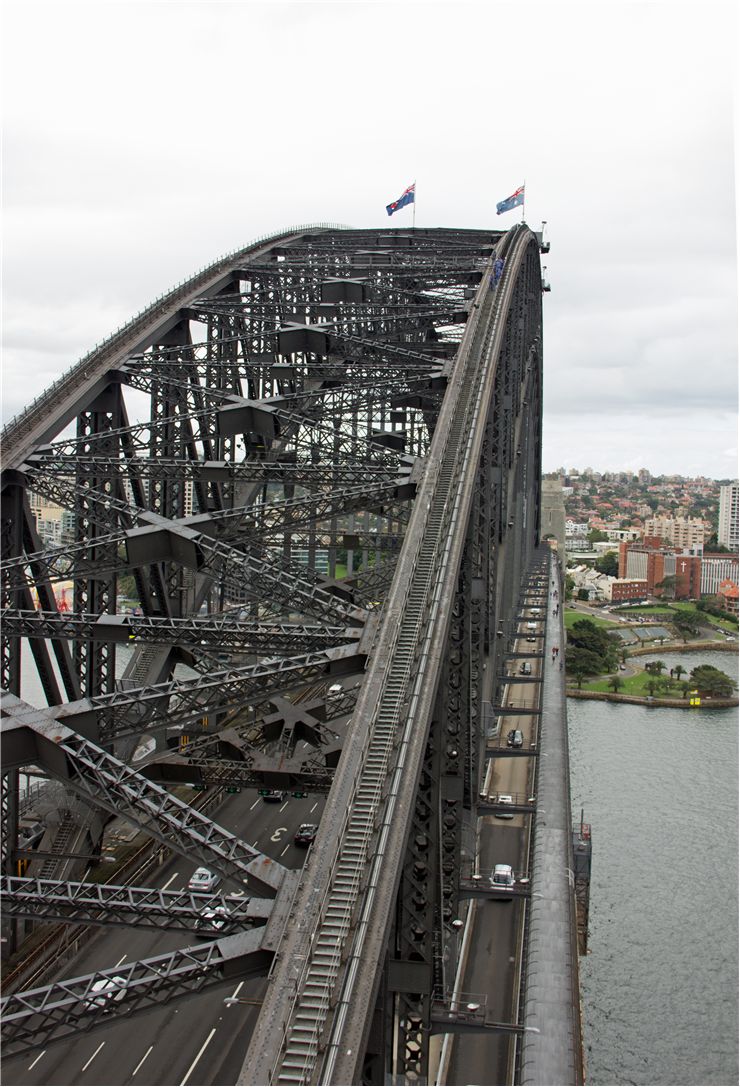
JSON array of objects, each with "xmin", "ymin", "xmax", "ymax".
[
  {"xmin": 412, "ymin": 179, "xmax": 416, "ymax": 230},
  {"xmin": 522, "ymin": 179, "xmax": 526, "ymax": 223}
]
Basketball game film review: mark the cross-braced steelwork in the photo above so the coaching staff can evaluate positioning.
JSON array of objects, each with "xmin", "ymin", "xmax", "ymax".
[{"xmin": 1, "ymin": 224, "xmax": 556, "ymax": 1082}]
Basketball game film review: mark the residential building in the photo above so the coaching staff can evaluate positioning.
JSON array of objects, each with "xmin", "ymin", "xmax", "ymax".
[
  {"xmin": 569, "ymin": 565, "xmax": 613, "ymax": 601},
  {"xmin": 716, "ymin": 579, "xmax": 739, "ymax": 615},
  {"xmin": 718, "ymin": 482, "xmax": 739, "ymax": 550},
  {"xmin": 605, "ymin": 528, "xmax": 641, "ymax": 542},
  {"xmin": 643, "ymin": 516, "xmax": 707, "ymax": 550}
]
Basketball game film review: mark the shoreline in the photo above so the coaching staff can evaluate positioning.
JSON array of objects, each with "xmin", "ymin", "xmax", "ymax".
[
  {"xmin": 565, "ymin": 640, "xmax": 738, "ymax": 709},
  {"xmin": 565, "ymin": 689, "xmax": 738, "ymax": 709}
]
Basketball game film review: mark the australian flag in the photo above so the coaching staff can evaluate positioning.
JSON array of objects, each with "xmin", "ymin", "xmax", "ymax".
[
  {"xmin": 386, "ymin": 182, "xmax": 415, "ymax": 216},
  {"xmin": 496, "ymin": 184, "xmax": 525, "ymax": 215}
]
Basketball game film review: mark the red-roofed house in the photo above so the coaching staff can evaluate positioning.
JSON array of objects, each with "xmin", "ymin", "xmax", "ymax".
[{"xmin": 716, "ymin": 579, "xmax": 739, "ymax": 616}]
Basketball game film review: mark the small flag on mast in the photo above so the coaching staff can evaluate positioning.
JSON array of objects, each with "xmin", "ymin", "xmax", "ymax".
[
  {"xmin": 496, "ymin": 185, "xmax": 525, "ymax": 215},
  {"xmin": 386, "ymin": 183, "xmax": 415, "ymax": 216}
]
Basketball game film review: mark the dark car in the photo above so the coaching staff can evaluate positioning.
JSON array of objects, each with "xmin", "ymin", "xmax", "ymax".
[
  {"xmin": 506, "ymin": 729, "xmax": 523, "ymax": 748},
  {"xmin": 294, "ymin": 823, "xmax": 318, "ymax": 847}
]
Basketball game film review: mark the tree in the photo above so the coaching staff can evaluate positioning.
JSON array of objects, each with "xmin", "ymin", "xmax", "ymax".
[
  {"xmin": 568, "ymin": 619, "xmax": 620, "ymax": 673},
  {"xmin": 573, "ymin": 669, "xmax": 587, "ymax": 689},
  {"xmin": 674, "ymin": 664, "xmax": 686, "ymax": 681},
  {"xmin": 577, "ymin": 588, "xmax": 590, "ymax": 601},
  {"xmin": 588, "ymin": 528, "xmax": 608, "ymax": 543},
  {"xmin": 644, "ymin": 661, "xmax": 666, "ymax": 675},
  {"xmin": 704, "ymin": 535, "xmax": 731, "ymax": 553},
  {"xmin": 689, "ymin": 665, "xmax": 736, "ymax": 698},
  {"xmin": 646, "ymin": 678, "xmax": 658, "ymax": 696},
  {"xmin": 655, "ymin": 575, "xmax": 677, "ymax": 600},
  {"xmin": 673, "ymin": 613, "xmax": 701, "ymax": 642},
  {"xmin": 679, "ymin": 681, "xmax": 692, "ymax": 700},
  {"xmin": 595, "ymin": 551, "xmax": 619, "ymax": 577},
  {"xmin": 607, "ymin": 675, "xmax": 624, "ymax": 693},
  {"xmin": 565, "ymin": 574, "xmax": 576, "ymax": 598},
  {"xmin": 566, "ymin": 647, "xmax": 606, "ymax": 679}
]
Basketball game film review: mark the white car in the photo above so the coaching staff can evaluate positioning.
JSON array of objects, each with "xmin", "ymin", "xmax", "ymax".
[
  {"xmin": 188, "ymin": 867, "xmax": 220, "ymax": 893},
  {"xmin": 85, "ymin": 975, "xmax": 127, "ymax": 1010},
  {"xmin": 490, "ymin": 864, "xmax": 515, "ymax": 894},
  {"xmin": 495, "ymin": 795, "xmax": 514, "ymax": 819}
]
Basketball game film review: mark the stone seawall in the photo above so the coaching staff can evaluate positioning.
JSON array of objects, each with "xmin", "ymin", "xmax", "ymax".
[{"xmin": 565, "ymin": 689, "xmax": 738, "ymax": 710}]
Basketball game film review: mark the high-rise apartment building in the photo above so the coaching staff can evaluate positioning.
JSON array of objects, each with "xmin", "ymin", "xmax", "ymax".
[
  {"xmin": 718, "ymin": 481, "xmax": 739, "ymax": 550},
  {"xmin": 643, "ymin": 516, "xmax": 707, "ymax": 550}
]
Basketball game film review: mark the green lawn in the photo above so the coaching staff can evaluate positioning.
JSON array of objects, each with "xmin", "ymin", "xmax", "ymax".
[
  {"xmin": 563, "ymin": 609, "xmax": 622, "ymax": 632},
  {"xmin": 578, "ymin": 670, "xmax": 692, "ymax": 697}
]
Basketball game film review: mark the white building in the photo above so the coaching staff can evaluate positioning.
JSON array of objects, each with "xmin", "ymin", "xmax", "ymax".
[
  {"xmin": 569, "ymin": 565, "xmax": 614, "ymax": 601},
  {"xmin": 718, "ymin": 481, "xmax": 739, "ymax": 550},
  {"xmin": 605, "ymin": 528, "xmax": 641, "ymax": 542},
  {"xmin": 701, "ymin": 554, "xmax": 740, "ymax": 595}
]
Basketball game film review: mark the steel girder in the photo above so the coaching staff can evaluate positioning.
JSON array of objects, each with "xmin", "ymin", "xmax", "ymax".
[
  {"xmin": 1, "ymin": 610, "xmax": 360, "ymax": 655},
  {"xmin": 0, "ymin": 875, "xmax": 272, "ymax": 933},
  {"xmin": 0, "ymin": 224, "xmax": 545, "ymax": 1069},
  {"xmin": 0, "ymin": 928, "xmax": 274, "ymax": 1058}
]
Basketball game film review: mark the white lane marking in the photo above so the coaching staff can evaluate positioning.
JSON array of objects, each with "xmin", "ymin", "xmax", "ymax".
[
  {"xmin": 279, "ymin": 801, "xmax": 288, "ymax": 813},
  {"xmin": 114, "ymin": 955, "xmax": 127, "ymax": 967},
  {"xmin": 161, "ymin": 872, "xmax": 179, "ymax": 892},
  {"xmin": 132, "ymin": 1046, "xmax": 154, "ymax": 1076},
  {"xmin": 309, "ymin": 802, "xmax": 318, "ymax": 813},
  {"xmin": 179, "ymin": 1028, "xmax": 217, "ymax": 1085},
  {"xmin": 249, "ymin": 798, "xmax": 261, "ymax": 810},
  {"xmin": 230, "ymin": 981, "xmax": 245, "ymax": 1000},
  {"xmin": 81, "ymin": 1041, "xmax": 105, "ymax": 1071},
  {"xmin": 252, "ymin": 840, "xmax": 260, "ymax": 848},
  {"xmin": 27, "ymin": 1050, "xmax": 46, "ymax": 1070},
  {"xmin": 279, "ymin": 843, "xmax": 290, "ymax": 857}
]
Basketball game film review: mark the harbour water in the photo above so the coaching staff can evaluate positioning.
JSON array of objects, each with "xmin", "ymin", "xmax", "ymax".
[{"xmin": 568, "ymin": 649, "xmax": 739, "ymax": 1086}]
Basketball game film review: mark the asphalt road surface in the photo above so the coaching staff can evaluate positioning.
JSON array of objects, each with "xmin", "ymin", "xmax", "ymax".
[
  {"xmin": 4, "ymin": 788, "xmax": 324, "ymax": 1087},
  {"xmin": 445, "ymin": 609, "xmax": 543, "ymax": 1086}
]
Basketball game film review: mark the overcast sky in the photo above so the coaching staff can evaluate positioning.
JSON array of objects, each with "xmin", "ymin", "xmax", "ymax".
[{"xmin": 2, "ymin": 0, "xmax": 737, "ymax": 479}]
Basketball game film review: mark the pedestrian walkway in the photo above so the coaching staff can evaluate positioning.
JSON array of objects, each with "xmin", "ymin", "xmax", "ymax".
[{"xmin": 519, "ymin": 557, "xmax": 583, "ymax": 1085}]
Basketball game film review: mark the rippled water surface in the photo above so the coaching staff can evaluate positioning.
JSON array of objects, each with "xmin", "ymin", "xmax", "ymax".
[{"xmin": 568, "ymin": 650, "xmax": 738, "ymax": 1086}]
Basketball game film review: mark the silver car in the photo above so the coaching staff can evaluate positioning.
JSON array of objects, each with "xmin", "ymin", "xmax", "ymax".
[{"xmin": 188, "ymin": 867, "xmax": 220, "ymax": 893}]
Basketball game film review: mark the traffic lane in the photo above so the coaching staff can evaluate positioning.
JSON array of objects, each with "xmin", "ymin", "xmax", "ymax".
[
  {"xmin": 4, "ymin": 789, "xmax": 325, "ymax": 1085},
  {"xmin": 9, "ymin": 975, "xmax": 267, "ymax": 1087},
  {"xmin": 448, "ymin": 822, "xmax": 523, "ymax": 1086}
]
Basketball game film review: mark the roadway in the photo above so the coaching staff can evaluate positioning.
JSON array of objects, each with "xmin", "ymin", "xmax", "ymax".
[
  {"xmin": 3, "ymin": 787, "xmax": 324, "ymax": 1087},
  {"xmin": 444, "ymin": 591, "xmax": 547, "ymax": 1086}
]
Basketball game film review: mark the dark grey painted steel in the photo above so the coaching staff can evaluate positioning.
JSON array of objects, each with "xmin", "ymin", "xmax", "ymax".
[
  {"xmin": 1, "ymin": 875, "xmax": 272, "ymax": 932},
  {"xmin": 0, "ymin": 224, "xmax": 577, "ymax": 1084}
]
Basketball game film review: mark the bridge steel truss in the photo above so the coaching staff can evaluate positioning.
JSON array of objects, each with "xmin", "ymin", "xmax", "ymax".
[{"xmin": 1, "ymin": 223, "xmax": 545, "ymax": 1080}]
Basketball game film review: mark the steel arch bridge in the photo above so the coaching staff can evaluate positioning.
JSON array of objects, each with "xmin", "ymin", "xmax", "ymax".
[{"xmin": 0, "ymin": 223, "xmax": 569, "ymax": 1085}]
